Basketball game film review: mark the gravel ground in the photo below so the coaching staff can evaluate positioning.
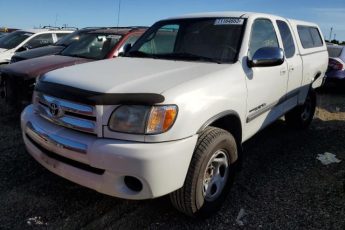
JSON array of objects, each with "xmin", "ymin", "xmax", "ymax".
[{"xmin": 0, "ymin": 90, "xmax": 344, "ymax": 230}]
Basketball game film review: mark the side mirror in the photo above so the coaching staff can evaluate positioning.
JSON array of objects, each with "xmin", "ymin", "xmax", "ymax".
[
  {"xmin": 118, "ymin": 43, "xmax": 132, "ymax": 57},
  {"xmin": 248, "ymin": 47, "xmax": 284, "ymax": 68},
  {"xmin": 16, "ymin": 46, "xmax": 29, "ymax": 53},
  {"xmin": 123, "ymin": 43, "xmax": 132, "ymax": 53}
]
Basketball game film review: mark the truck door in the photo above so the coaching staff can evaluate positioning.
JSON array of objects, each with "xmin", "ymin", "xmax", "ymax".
[
  {"xmin": 276, "ymin": 20, "xmax": 303, "ymax": 112},
  {"xmin": 244, "ymin": 18, "xmax": 288, "ymax": 135}
]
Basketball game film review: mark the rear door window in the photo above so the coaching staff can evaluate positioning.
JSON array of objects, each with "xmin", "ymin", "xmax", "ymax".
[
  {"xmin": 297, "ymin": 26, "xmax": 323, "ymax": 49},
  {"xmin": 26, "ymin": 33, "xmax": 54, "ymax": 49},
  {"xmin": 277, "ymin": 20, "xmax": 295, "ymax": 58}
]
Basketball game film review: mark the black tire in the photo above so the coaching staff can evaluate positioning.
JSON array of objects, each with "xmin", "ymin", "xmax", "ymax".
[
  {"xmin": 285, "ymin": 89, "xmax": 316, "ymax": 129},
  {"xmin": 170, "ymin": 127, "xmax": 238, "ymax": 217},
  {"xmin": 3, "ymin": 77, "xmax": 30, "ymax": 111}
]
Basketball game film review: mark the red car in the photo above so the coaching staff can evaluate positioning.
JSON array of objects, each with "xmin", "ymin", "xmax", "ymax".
[{"xmin": 0, "ymin": 27, "xmax": 146, "ymax": 106}]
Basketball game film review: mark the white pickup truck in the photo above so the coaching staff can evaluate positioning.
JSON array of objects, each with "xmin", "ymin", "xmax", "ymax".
[{"xmin": 21, "ymin": 12, "xmax": 328, "ymax": 217}]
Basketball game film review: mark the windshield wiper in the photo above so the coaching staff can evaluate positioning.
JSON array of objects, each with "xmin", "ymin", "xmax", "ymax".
[
  {"xmin": 65, "ymin": 54, "xmax": 88, "ymax": 59},
  {"xmin": 156, "ymin": 53, "xmax": 222, "ymax": 64},
  {"xmin": 126, "ymin": 50, "xmax": 158, "ymax": 58}
]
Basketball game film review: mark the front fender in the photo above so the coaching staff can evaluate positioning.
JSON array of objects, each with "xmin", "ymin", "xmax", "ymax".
[{"xmin": 144, "ymin": 64, "xmax": 248, "ymax": 143}]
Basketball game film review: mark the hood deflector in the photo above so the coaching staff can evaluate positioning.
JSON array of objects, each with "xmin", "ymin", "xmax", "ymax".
[{"xmin": 35, "ymin": 81, "xmax": 165, "ymax": 105}]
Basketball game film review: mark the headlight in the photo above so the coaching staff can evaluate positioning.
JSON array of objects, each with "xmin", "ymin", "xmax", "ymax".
[{"xmin": 109, "ymin": 105, "xmax": 178, "ymax": 134}]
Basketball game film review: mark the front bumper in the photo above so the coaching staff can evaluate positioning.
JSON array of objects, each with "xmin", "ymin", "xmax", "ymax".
[{"xmin": 21, "ymin": 105, "xmax": 198, "ymax": 199}]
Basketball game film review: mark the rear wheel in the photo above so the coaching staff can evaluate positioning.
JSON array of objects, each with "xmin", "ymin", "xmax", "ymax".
[
  {"xmin": 170, "ymin": 127, "xmax": 238, "ymax": 217},
  {"xmin": 285, "ymin": 89, "xmax": 316, "ymax": 129}
]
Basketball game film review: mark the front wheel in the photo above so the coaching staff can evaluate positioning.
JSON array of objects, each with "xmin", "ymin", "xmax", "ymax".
[
  {"xmin": 170, "ymin": 127, "xmax": 238, "ymax": 217},
  {"xmin": 285, "ymin": 89, "xmax": 316, "ymax": 129}
]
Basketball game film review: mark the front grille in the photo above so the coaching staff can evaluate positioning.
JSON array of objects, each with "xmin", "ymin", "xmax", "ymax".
[
  {"xmin": 27, "ymin": 134, "xmax": 105, "ymax": 175},
  {"xmin": 35, "ymin": 92, "xmax": 98, "ymax": 135}
]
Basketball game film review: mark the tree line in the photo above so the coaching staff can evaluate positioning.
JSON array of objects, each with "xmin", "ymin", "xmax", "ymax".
[{"xmin": 325, "ymin": 39, "xmax": 345, "ymax": 45}]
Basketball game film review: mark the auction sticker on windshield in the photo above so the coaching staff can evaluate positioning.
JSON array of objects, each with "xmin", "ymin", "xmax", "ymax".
[{"xmin": 214, "ymin": 18, "xmax": 244, "ymax": 25}]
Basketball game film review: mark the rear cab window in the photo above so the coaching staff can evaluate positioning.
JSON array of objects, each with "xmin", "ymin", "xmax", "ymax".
[{"xmin": 297, "ymin": 26, "xmax": 323, "ymax": 49}]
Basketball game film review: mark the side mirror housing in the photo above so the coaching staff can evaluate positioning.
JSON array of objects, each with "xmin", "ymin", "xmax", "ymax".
[
  {"xmin": 118, "ymin": 43, "xmax": 132, "ymax": 57},
  {"xmin": 123, "ymin": 43, "xmax": 132, "ymax": 54},
  {"xmin": 16, "ymin": 46, "xmax": 29, "ymax": 53},
  {"xmin": 248, "ymin": 47, "xmax": 284, "ymax": 68}
]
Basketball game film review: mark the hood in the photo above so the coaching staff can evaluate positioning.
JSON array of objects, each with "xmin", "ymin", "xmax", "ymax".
[
  {"xmin": 42, "ymin": 57, "xmax": 232, "ymax": 94},
  {"xmin": 1, "ymin": 55, "xmax": 92, "ymax": 80},
  {"xmin": 12, "ymin": 45, "xmax": 65, "ymax": 62}
]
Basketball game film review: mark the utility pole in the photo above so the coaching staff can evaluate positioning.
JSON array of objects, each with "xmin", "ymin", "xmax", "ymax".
[
  {"xmin": 55, "ymin": 14, "xmax": 59, "ymax": 27},
  {"xmin": 329, "ymin": 27, "xmax": 333, "ymax": 41},
  {"xmin": 116, "ymin": 0, "xmax": 121, "ymax": 28}
]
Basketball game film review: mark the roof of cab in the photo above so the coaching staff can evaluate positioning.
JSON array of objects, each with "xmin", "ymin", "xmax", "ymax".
[
  {"xmin": 166, "ymin": 11, "xmax": 318, "ymax": 26},
  {"xmin": 18, "ymin": 29, "xmax": 74, "ymax": 34},
  {"xmin": 88, "ymin": 27, "xmax": 147, "ymax": 35},
  {"xmin": 166, "ymin": 11, "xmax": 285, "ymax": 20},
  {"xmin": 18, "ymin": 29, "xmax": 51, "ymax": 34},
  {"xmin": 288, "ymin": 19, "xmax": 319, "ymax": 28}
]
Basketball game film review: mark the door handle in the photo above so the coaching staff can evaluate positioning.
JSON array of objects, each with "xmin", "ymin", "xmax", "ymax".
[
  {"xmin": 289, "ymin": 66, "xmax": 295, "ymax": 72},
  {"xmin": 280, "ymin": 69, "xmax": 287, "ymax": 75}
]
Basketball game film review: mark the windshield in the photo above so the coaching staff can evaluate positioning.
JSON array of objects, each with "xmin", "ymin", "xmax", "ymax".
[
  {"xmin": 0, "ymin": 32, "xmax": 7, "ymax": 38},
  {"xmin": 55, "ymin": 30, "xmax": 87, "ymax": 47},
  {"xmin": 327, "ymin": 46, "xmax": 343, "ymax": 58},
  {"xmin": 0, "ymin": 31, "xmax": 33, "ymax": 49},
  {"xmin": 129, "ymin": 18, "xmax": 245, "ymax": 63},
  {"xmin": 60, "ymin": 33, "xmax": 122, "ymax": 60}
]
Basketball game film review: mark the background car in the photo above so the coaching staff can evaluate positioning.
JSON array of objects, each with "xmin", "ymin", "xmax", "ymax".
[
  {"xmin": 0, "ymin": 32, "xmax": 8, "ymax": 38},
  {"xmin": 325, "ymin": 45, "xmax": 345, "ymax": 86},
  {"xmin": 0, "ymin": 27, "xmax": 74, "ymax": 65},
  {"xmin": 0, "ymin": 27, "xmax": 17, "ymax": 38},
  {"xmin": 0, "ymin": 27, "xmax": 147, "ymax": 106},
  {"xmin": 10, "ymin": 27, "xmax": 102, "ymax": 63}
]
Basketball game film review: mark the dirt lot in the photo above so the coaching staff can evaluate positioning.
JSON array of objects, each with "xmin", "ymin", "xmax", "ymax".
[{"xmin": 0, "ymin": 90, "xmax": 344, "ymax": 230}]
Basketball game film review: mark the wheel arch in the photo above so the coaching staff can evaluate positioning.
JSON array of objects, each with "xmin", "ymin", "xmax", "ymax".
[{"xmin": 197, "ymin": 110, "xmax": 242, "ymax": 146}]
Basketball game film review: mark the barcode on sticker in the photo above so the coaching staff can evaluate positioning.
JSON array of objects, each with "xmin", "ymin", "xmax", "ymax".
[{"xmin": 214, "ymin": 18, "xmax": 244, "ymax": 25}]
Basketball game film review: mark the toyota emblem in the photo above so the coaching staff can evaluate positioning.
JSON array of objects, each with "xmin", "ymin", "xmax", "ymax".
[{"xmin": 49, "ymin": 102, "xmax": 62, "ymax": 118}]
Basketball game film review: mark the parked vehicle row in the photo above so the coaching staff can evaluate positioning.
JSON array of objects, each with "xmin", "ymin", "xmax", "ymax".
[
  {"xmin": 0, "ymin": 27, "xmax": 18, "ymax": 38},
  {"xmin": 2, "ymin": 12, "xmax": 329, "ymax": 217},
  {"xmin": 0, "ymin": 28, "xmax": 75, "ymax": 66},
  {"xmin": 326, "ymin": 44, "xmax": 345, "ymax": 86},
  {"xmin": 0, "ymin": 27, "xmax": 146, "ymax": 105}
]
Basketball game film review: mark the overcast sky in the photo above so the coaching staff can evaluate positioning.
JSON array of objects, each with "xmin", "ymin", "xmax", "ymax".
[{"xmin": 1, "ymin": 0, "xmax": 344, "ymax": 41}]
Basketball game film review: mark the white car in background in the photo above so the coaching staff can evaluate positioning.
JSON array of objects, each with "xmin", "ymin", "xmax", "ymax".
[
  {"xmin": 0, "ymin": 28, "xmax": 73, "ymax": 65},
  {"xmin": 326, "ymin": 45, "xmax": 345, "ymax": 85}
]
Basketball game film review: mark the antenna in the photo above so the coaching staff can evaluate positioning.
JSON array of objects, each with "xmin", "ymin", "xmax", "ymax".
[
  {"xmin": 329, "ymin": 27, "xmax": 333, "ymax": 41},
  {"xmin": 116, "ymin": 0, "xmax": 122, "ymax": 28},
  {"xmin": 55, "ymin": 14, "xmax": 59, "ymax": 27}
]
